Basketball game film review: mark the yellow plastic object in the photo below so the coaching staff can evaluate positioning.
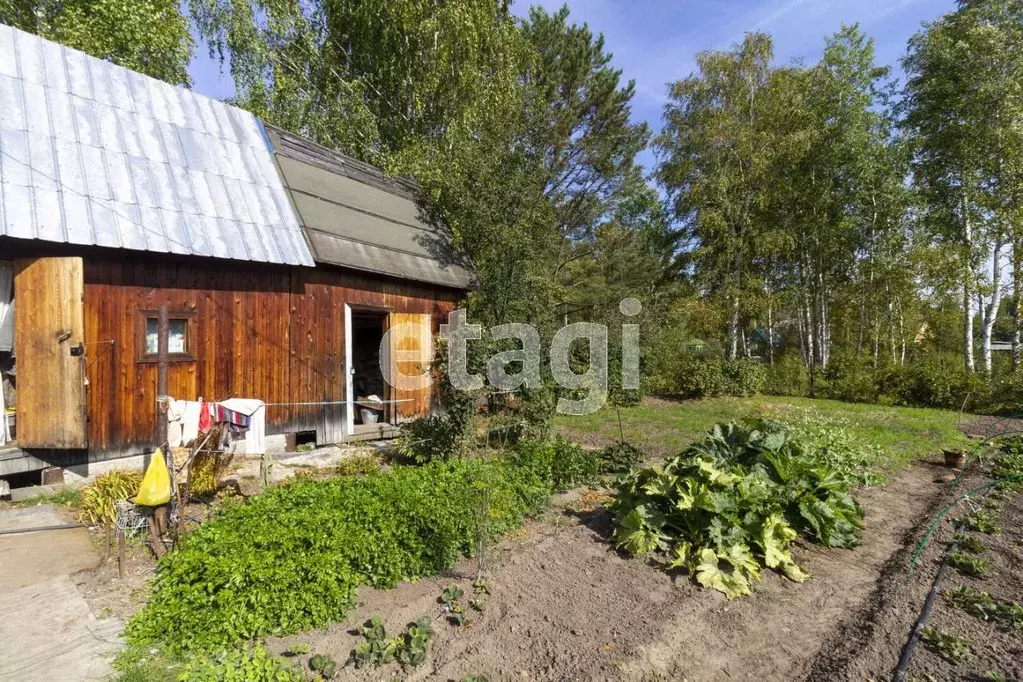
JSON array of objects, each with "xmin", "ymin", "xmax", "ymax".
[{"xmin": 136, "ymin": 448, "xmax": 172, "ymax": 506}]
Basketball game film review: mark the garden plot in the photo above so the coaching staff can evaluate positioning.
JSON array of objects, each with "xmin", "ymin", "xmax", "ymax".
[
  {"xmin": 265, "ymin": 461, "xmax": 948, "ymax": 681},
  {"xmin": 91, "ymin": 402, "xmax": 1019, "ymax": 681}
]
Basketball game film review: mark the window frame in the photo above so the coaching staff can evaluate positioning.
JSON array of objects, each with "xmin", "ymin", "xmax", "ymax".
[{"xmin": 136, "ymin": 309, "xmax": 196, "ymax": 363}]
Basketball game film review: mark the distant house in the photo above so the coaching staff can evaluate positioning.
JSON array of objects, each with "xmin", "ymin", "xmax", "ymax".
[
  {"xmin": 682, "ymin": 338, "xmax": 708, "ymax": 354},
  {"xmin": 0, "ymin": 25, "xmax": 471, "ymax": 477}
]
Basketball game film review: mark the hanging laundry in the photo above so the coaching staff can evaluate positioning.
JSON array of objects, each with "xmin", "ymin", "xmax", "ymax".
[
  {"xmin": 215, "ymin": 402, "xmax": 252, "ymax": 429},
  {"xmin": 216, "ymin": 398, "xmax": 266, "ymax": 456},
  {"xmin": 198, "ymin": 400, "xmax": 213, "ymax": 434},
  {"xmin": 165, "ymin": 398, "xmax": 187, "ymax": 447},
  {"xmin": 165, "ymin": 398, "xmax": 203, "ymax": 447},
  {"xmin": 181, "ymin": 400, "xmax": 202, "ymax": 445}
]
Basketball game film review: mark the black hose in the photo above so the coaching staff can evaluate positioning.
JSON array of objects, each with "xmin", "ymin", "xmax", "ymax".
[
  {"xmin": 892, "ymin": 539, "xmax": 957, "ymax": 682},
  {"xmin": 0, "ymin": 522, "xmax": 88, "ymax": 535}
]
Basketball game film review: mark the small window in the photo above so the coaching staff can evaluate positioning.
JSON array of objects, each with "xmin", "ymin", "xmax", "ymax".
[{"xmin": 137, "ymin": 310, "xmax": 194, "ymax": 362}]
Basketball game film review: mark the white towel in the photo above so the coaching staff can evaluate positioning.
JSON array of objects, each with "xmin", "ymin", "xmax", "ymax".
[
  {"xmin": 217, "ymin": 398, "xmax": 266, "ymax": 455},
  {"xmin": 166, "ymin": 398, "xmax": 203, "ymax": 447}
]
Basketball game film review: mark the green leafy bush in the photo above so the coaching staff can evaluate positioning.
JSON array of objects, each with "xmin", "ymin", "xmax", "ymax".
[
  {"xmin": 126, "ymin": 458, "xmax": 549, "ymax": 653},
  {"xmin": 182, "ymin": 646, "xmax": 303, "ymax": 682},
  {"xmin": 395, "ymin": 414, "xmax": 473, "ymax": 464},
  {"xmin": 721, "ymin": 359, "xmax": 767, "ymax": 397},
  {"xmin": 336, "ymin": 453, "xmax": 382, "ymax": 476},
  {"xmin": 763, "ymin": 354, "xmax": 809, "ymax": 397},
  {"xmin": 610, "ymin": 420, "xmax": 864, "ymax": 599},
  {"xmin": 783, "ymin": 408, "xmax": 889, "ymax": 485},
  {"xmin": 515, "ymin": 436, "xmax": 600, "ymax": 490},
  {"xmin": 649, "ymin": 355, "xmax": 767, "ymax": 400},
  {"xmin": 600, "ymin": 442, "xmax": 645, "ymax": 474},
  {"xmin": 817, "ymin": 356, "xmax": 880, "ymax": 404}
]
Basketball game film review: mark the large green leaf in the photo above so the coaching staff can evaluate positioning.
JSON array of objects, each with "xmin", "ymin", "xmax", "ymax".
[
  {"xmin": 693, "ymin": 548, "xmax": 752, "ymax": 599},
  {"xmin": 614, "ymin": 506, "xmax": 668, "ymax": 556}
]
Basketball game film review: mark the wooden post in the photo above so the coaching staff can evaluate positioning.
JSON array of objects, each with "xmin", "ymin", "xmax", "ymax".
[
  {"xmin": 153, "ymin": 306, "xmax": 170, "ymax": 553},
  {"xmin": 156, "ymin": 305, "xmax": 169, "ymax": 450},
  {"xmin": 148, "ymin": 514, "xmax": 165, "ymax": 559},
  {"xmin": 117, "ymin": 527, "xmax": 125, "ymax": 579}
]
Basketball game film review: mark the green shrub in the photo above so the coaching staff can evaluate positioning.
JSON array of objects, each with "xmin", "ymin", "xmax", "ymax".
[
  {"xmin": 886, "ymin": 355, "xmax": 986, "ymax": 410},
  {"xmin": 126, "ymin": 458, "xmax": 550, "ymax": 653},
  {"xmin": 395, "ymin": 414, "xmax": 474, "ymax": 464},
  {"xmin": 610, "ymin": 420, "xmax": 864, "ymax": 599},
  {"xmin": 515, "ymin": 436, "xmax": 600, "ymax": 490},
  {"xmin": 818, "ymin": 356, "xmax": 880, "ymax": 404},
  {"xmin": 722, "ymin": 358, "xmax": 766, "ymax": 397},
  {"xmin": 651, "ymin": 356, "xmax": 768, "ymax": 400},
  {"xmin": 600, "ymin": 442, "xmax": 645, "ymax": 474},
  {"xmin": 763, "ymin": 355, "xmax": 809, "ymax": 396},
  {"xmin": 336, "ymin": 453, "xmax": 382, "ymax": 476}
]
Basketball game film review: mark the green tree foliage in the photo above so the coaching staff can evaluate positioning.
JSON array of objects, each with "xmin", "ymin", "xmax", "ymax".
[
  {"xmin": 903, "ymin": 0, "xmax": 1023, "ymax": 373},
  {"xmin": 519, "ymin": 4, "xmax": 650, "ymax": 243},
  {"xmin": 656, "ymin": 33, "xmax": 779, "ymax": 362},
  {"xmin": 0, "ymin": 0, "xmax": 193, "ymax": 84}
]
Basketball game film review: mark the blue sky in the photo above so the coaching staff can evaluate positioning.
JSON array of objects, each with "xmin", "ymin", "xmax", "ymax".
[{"xmin": 188, "ymin": 0, "xmax": 957, "ymax": 169}]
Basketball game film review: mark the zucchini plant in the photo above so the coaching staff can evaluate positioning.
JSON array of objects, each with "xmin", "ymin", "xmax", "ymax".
[{"xmin": 611, "ymin": 420, "xmax": 865, "ymax": 598}]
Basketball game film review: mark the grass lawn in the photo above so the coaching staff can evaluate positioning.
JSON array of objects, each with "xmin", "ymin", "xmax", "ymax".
[{"xmin": 556, "ymin": 395, "xmax": 971, "ymax": 469}]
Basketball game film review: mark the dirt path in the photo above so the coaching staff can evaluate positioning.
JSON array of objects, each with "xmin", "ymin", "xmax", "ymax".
[
  {"xmin": 270, "ymin": 461, "xmax": 949, "ymax": 681},
  {"xmin": 0, "ymin": 505, "xmax": 122, "ymax": 682}
]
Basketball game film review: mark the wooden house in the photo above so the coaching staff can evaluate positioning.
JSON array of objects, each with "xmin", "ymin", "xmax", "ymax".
[{"xmin": 0, "ymin": 26, "xmax": 471, "ymax": 478}]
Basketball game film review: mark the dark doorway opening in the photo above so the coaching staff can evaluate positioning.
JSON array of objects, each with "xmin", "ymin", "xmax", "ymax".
[{"xmin": 351, "ymin": 310, "xmax": 388, "ymax": 425}]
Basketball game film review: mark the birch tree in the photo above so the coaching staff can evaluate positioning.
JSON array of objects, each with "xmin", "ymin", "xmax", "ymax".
[
  {"xmin": 656, "ymin": 33, "xmax": 778, "ymax": 361},
  {"xmin": 903, "ymin": 0, "xmax": 1023, "ymax": 373}
]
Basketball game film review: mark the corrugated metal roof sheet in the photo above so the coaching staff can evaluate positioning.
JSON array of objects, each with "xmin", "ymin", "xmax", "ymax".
[
  {"xmin": 0, "ymin": 25, "xmax": 314, "ymax": 266},
  {"xmin": 266, "ymin": 126, "xmax": 473, "ymax": 289}
]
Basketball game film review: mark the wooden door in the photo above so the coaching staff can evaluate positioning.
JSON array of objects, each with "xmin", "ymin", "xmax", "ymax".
[
  {"xmin": 386, "ymin": 312, "xmax": 432, "ymax": 422},
  {"xmin": 14, "ymin": 257, "xmax": 88, "ymax": 448}
]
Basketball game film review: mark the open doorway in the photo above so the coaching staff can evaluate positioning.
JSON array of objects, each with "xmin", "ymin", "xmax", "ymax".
[
  {"xmin": 0, "ymin": 260, "xmax": 13, "ymax": 448},
  {"xmin": 350, "ymin": 309, "xmax": 388, "ymax": 427}
]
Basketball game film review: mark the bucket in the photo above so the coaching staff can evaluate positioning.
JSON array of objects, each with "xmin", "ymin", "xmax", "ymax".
[
  {"xmin": 359, "ymin": 407, "xmax": 380, "ymax": 424},
  {"xmin": 943, "ymin": 449, "xmax": 966, "ymax": 469}
]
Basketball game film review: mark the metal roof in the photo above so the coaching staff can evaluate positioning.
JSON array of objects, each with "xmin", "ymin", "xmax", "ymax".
[
  {"xmin": 266, "ymin": 126, "xmax": 473, "ymax": 289},
  {"xmin": 0, "ymin": 25, "xmax": 314, "ymax": 266}
]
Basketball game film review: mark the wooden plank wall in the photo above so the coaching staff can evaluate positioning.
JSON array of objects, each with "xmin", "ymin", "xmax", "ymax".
[{"xmin": 82, "ymin": 256, "xmax": 459, "ymax": 454}]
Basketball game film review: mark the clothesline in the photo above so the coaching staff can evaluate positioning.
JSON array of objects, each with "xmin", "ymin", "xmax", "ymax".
[
  {"xmin": 158, "ymin": 398, "xmax": 415, "ymax": 407},
  {"xmin": 262, "ymin": 399, "xmax": 416, "ymax": 406}
]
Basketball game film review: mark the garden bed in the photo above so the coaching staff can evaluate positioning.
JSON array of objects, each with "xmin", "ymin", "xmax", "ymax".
[{"xmin": 264, "ymin": 459, "xmax": 961, "ymax": 681}]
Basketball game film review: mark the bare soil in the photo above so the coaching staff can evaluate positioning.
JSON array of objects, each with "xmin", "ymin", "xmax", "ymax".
[
  {"xmin": 267, "ymin": 460, "xmax": 955, "ymax": 682},
  {"xmin": 904, "ymin": 485, "xmax": 1023, "ymax": 682},
  {"xmin": 958, "ymin": 414, "xmax": 1023, "ymax": 440}
]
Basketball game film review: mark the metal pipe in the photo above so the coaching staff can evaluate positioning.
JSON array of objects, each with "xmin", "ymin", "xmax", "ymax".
[{"xmin": 0, "ymin": 523, "xmax": 88, "ymax": 535}]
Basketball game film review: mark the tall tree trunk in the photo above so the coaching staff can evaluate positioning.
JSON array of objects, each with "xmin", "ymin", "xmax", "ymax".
[
  {"xmin": 964, "ymin": 281, "xmax": 975, "ymax": 372},
  {"xmin": 728, "ymin": 250, "xmax": 741, "ymax": 361},
  {"xmin": 767, "ymin": 298, "xmax": 775, "ymax": 365},
  {"xmin": 1013, "ymin": 236, "xmax": 1021, "ymax": 370},
  {"xmin": 962, "ymin": 192, "xmax": 976, "ymax": 372},
  {"xmin": 981, "ymin": 238, "xmax": 1005, "ymax": 374}
]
